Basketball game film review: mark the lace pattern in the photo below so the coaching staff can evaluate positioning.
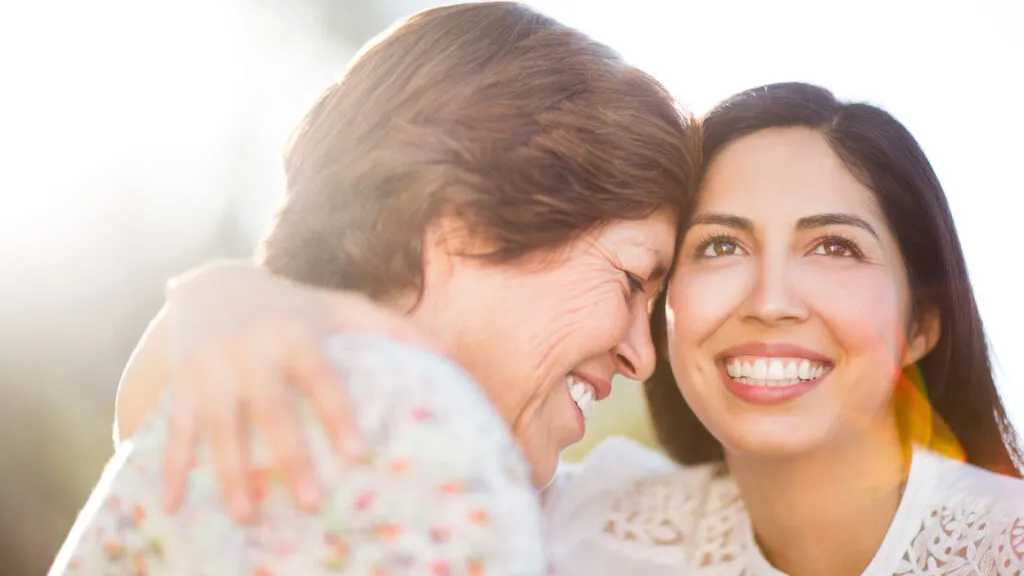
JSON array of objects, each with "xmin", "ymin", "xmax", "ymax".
[
  {"xmin": 550, "ymin": 439, "xmax": 1024, "ymax": 576},
  {"xmin": 598, "ymin": 464, "xmax": 748, "ymax": 571},
  {"xmin": 895, "ymin": 496, "xmax": 1024, "ymax": 576}
]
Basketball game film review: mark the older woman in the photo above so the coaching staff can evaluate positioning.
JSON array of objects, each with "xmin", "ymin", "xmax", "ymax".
[{"xmin": 49, "ymin": 3, "xmax": 696, "ymax": 574}]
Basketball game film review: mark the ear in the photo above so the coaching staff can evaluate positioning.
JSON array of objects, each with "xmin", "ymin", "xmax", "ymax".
[
  {"xmin": 902, "ymin": 305, "xmax": 941, "ymax": 366},
  {"xmin": 402, "ymin": 218, "xmax": 463, "ymax": 317},
  {"xmin": 417, "ymin": 215, "xmax": 462, "ymax": 284},
  {"xmin": 419, "ymin": 216, "xmax": 481, "ymax": 289}
]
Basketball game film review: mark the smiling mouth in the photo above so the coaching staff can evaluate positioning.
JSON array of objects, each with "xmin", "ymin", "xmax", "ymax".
[
  {"xmin": 567, "ymin": 375, "xmax": 596, "ymax": 419},
  {"xmin": 722, "ymin": 356, "xmax": 832, "ymax": 387}
]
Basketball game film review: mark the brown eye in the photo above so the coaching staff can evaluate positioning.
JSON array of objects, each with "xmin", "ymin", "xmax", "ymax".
[
  {"xmin": 698, "ymin": 238, "xmax": 744, "ymax": 258},
  {"xmin": 811, "ymin": 237, "xmax": 861, "ymax": 258}
]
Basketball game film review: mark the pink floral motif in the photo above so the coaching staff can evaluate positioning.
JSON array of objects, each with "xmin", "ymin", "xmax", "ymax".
[
  {"xmin": 48, "ymin": 336, "xmax": 545, "ymax": 575},
  {"xmin": 352, "ymin": 489, "xmax": 375, "ymax": 510}
]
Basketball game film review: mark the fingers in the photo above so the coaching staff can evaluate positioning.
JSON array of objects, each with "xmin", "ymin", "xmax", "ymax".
[
  {"xmin": 161, "ymin": 267, "xmax": 414, "ymax": 522},
  {"xmin": 162, "ymin": 364, "xmax": 200, "ymax": 513},
  {"xmin": 196, "ymin": 356, "xmax": 253, "ymax": 522},
  {"xmin": 283, "ymin": 325, "xmax": 364, "ymax": 460},
  {"xmin": 239, "ymin": 341, "xmax": 322, "ymax": 513}
]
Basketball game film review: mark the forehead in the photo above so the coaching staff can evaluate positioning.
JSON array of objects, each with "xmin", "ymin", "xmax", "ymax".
[
  {"xmin": 698, "ymin": 127, "xmax": 883, "ymax": 222},
  {"xmin": 595, "ymin": 209, "xmax": 677, "ymax": 258}
]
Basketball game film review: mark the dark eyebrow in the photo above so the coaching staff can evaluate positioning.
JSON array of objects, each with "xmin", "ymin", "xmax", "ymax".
[
  {"xmin": 688, "ymin": 212, "xmax": 754, "ymax": 232},
  {"xmin": 690, "ymin": 211, "xmax": 879, "ymax": 240},
  {"xmin": 797, "ymin": 213, "xmax": 879, "ymax": 239}
]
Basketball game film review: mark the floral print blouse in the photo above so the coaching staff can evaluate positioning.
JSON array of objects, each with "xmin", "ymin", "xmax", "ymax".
[{"xmin": 50, "ymin": 335, "xmax": 546, "ymax": 575}]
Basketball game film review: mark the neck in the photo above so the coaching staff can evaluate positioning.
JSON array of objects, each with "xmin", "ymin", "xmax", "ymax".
[{"xmin": 726, "ymin": 414, "xmax": 910, "ymax": 576}]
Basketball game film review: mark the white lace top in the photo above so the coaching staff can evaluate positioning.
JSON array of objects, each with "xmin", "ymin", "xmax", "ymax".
[{"xmin": 544, "ymin": 437, "xmax": 1024, "ymax": 576}]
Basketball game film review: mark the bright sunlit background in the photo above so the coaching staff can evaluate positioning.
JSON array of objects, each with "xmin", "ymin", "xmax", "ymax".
[{"xmin": 1, "ymin": 1, "xmax": 1020, "ymax": 573}]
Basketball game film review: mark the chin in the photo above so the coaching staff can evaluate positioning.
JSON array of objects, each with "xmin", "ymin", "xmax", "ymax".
[
  {"xmin": 713, "ymin": 416, "xmax": 836, "ymax": 459},
  {"xmin": 529, "ymin": 453, "xmax": 559, "ymax": 489},
  {"xmin": 724, "ymin": 434, "xmax": 820, "ymax": 459}
]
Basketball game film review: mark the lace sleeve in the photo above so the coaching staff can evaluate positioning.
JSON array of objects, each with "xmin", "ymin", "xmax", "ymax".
[
  {"xmin": 890, "ymin": 450, "xmax": 1024, "ymax": 576},
  {"xmin": 50, "ymin": 336, "xmax": 546, "ymax": 576},
  {"xmin": 894, "ymin": 496, "xmax": 1024, "ymax": 575}
]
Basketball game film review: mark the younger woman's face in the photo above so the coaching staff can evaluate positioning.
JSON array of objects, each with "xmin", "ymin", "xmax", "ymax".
[{"xmin": 665, "ymin": 127, "xmax": 939, "ymax": 458}]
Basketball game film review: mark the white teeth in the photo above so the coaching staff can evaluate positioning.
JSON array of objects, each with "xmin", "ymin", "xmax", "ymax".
[
  {"xmin": 579, "ymin": 388, "xmax": 594, "ymax": 419},
  {"xmin": 783, "ymin": 361, "xmax": 798, "ymax": 379},
  {"xmin": 570, "ymin": 381, "xmax": 585, "ymax": 402},
  {"xmin": 567, "ymin": 375, "xmax": 596, "ymax": 420},
  {"xmin": 752, "ymin": 359, "xmax": 767, "ymax": 379},
  {"xmin": 727, "ymin": 358, "xmax": 742, "ymax": 378},
  {"xmin": 723, "ymin": 356, "xmax": 830, "ymax": 388},
  {"xmin": 798, "ymin": 360, "xmax": 811, "ymax": 380}
]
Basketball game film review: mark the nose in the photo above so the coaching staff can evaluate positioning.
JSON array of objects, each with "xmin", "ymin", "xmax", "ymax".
[
  {"xmin": 612, "ymin": 303, "xmax": 658, "ymax": 381},
  {"xmin": 740, "ymin": 250, "xmax": 809, "ymax": 325}
]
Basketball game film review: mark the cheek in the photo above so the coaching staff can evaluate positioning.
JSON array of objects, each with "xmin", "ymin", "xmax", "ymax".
[
  {"xmin": 800, "ymin": 265, "xmax": 909, "ymax": 366},
  {"xmin": 530, "ymin": 279, "xmax": 631, "ymax": 362},
  {"xmin": 664, "ymin": 263, "xmax": 754, "ymax": 406},
  {"xmin": 520, "ymin": 284, "xmax": 631, "ymax": 412},
  {"xmin": 666, "ymin": 263, "xmax": 753, "ymax": 351},
  {"xmin": 494, "ymin": 273, "xmax": 629, "ymax": 410}
]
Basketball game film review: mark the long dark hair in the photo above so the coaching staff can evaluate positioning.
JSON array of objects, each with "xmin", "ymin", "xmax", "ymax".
[{"xmin": 645, "ymin": 82, "xmax": 1023, "ymax": 477}]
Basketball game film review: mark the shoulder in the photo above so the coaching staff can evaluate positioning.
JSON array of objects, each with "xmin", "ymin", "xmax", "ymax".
[
  {"xmin": 321, "ymin": 333, "xmax": 480, "ymax": 398},
  {"xmin": 895, "ymin": 449, "xmax": 1024, "ymax": 575},
  {"xmin": 543, "ymin": 436, "xmax": 678, "ymax": 516},
  {"xmin": 317, "ymin": 334, "xmax": 510, "ymax": 452},
  {"xmin": 54, "ymin": 335, "xmax": 545, "ymax": 575},
  {"xmin": 310, "ymin": 335, "xmax": 547, "ymax": 573},
  {"xmin": 545, "ymin": 437, "xmax": 749, "ymax": 574},
  {"xmin": 308, "ymin": 334, "xmax": 532, "ymax": 490},
  {"xmin": 915, "ymin": 448, "xmax": 1024, "ymax": 515},
  {"xmin": 550, "ymin": 436, "xmax": 679, "ymax": 487}
]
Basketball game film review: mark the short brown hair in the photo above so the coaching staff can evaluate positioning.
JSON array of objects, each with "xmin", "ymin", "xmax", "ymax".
[{"xmin": 260, "ymin": 2, "xmax": 697, "ymax": 300}]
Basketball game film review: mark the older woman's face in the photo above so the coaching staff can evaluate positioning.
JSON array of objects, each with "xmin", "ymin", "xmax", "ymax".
[{"xmin": 412, "ymin": 209, "xmax": 676, "ymax": 486}]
